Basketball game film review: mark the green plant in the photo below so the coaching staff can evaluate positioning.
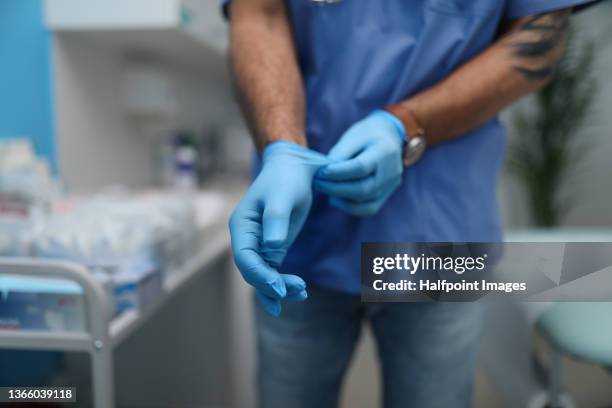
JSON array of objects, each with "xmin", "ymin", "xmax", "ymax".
[{"xmin": 507, "ymin": 28, "xmax": 597, "ymax": 227}]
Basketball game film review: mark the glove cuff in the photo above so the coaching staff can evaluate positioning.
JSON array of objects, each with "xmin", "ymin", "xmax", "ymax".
[
  {"xmin": 370, "ymin": 110, "xmax": 406, "ymax": 145},
  {"xmin": 263, "ymin": 141, "xmax": 308, "ymax": 159},
  {"xmin": 263, "ymin": 140, "xmax": 326, "ymax": 162}
]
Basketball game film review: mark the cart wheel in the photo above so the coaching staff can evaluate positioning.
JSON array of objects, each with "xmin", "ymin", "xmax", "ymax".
[{"xmin": 528, "ymin": 391, "xmax": 577, "ymax": 408}]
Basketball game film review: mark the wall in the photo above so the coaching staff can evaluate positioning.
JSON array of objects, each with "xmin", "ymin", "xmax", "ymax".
[{"xmin": 0, "ymin": 0, "xmax": 56, "ymax": 168}]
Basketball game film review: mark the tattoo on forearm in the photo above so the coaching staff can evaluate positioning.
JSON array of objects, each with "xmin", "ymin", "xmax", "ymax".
[{"xmin": 505, "ymin": 10, "xmax": 570, "ymax": 81}]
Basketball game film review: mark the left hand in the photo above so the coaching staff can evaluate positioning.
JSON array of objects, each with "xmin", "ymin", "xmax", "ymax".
[{"xmin": 314, "ymin": 110, "xmax": 405, "ymax": 216}]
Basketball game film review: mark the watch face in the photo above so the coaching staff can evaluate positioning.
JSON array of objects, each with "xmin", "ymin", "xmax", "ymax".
[{"xmin": 403, "ymin": 137, "xmax": 426, "ymax": 167}]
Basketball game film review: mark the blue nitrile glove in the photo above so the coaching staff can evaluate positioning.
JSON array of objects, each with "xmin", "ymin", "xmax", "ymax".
[
  {"xmin": 314, "ymin": 110, "xmax": 405, "ymax": 216},
  {"xmin": 229, "ymin": 141, "xmax": 329, "ymax": 316}
]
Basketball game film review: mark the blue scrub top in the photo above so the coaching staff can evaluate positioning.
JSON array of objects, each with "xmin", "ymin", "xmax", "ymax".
[{"xmin": 223, "ymin": 0, "xmax": 598, "ymax": 294}]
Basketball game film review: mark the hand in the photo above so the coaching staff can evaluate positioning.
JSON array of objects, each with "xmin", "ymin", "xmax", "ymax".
[
  {"xmin": 229, "ymin": 141, "xmax": 329, "ymax": 316},
  {"xmin": 315, "ymin": 110, "xmax": 405, "ymax": 216}
]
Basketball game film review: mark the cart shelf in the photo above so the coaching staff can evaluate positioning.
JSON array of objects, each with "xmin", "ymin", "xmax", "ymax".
[{"xmin": 0, "ymin": 218, "xmax": 231, "ymax": 408}]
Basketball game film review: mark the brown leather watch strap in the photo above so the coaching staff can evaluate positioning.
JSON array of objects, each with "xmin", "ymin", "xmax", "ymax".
[
  {"xmin": 386, "ymin": 105, "xmax": 425, "ymax": 141},
  {"xmin": 386, "ymin": 105, "xmax": 427, "ymax": 167}
]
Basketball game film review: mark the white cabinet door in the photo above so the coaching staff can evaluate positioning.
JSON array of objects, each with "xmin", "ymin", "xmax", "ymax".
[{"xmin": 45, "ymin": 0, "xmax": 181, "ymax": 29}]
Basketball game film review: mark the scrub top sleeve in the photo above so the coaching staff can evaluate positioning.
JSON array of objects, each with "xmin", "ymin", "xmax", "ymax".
[{"xmin": 505, "ymin": 0, "xmax": 602, "ymax": 20}]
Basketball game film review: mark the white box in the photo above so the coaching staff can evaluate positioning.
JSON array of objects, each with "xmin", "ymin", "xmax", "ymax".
[{"xmin": 0, "ymin": 275, "xmax": 86, "ymax": 332}]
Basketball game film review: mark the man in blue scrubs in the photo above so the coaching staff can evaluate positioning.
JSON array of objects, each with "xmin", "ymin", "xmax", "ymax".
[{"xmin": 225, "ymin": 1, "xmax": 599, "ymax": 407}]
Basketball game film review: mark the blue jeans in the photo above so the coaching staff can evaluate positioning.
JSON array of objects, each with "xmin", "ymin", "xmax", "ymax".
[{"xmin": 255, "ymin": 285, "xmax": 483, "ymax": 408}]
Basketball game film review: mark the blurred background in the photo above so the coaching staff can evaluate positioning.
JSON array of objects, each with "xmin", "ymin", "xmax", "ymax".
[{"xmin": 0, "ymin": 1, "xmax": 611, "ymax": 407}]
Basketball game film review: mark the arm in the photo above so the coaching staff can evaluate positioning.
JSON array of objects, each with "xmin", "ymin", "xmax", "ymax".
[
  {"xmin": 315, "ymin": 9, "xmax": 572, "ymax": 216},
  {"xmin": 228, "ymin": 0, "xmax": 331, "ymax": 316},
  {"xmin": 387, "ymin": 9, "xmax": 571, "ymax": 144},
  {"xmin": 229, "ymin": 0, "xmax": 306, "ymax": 150}
]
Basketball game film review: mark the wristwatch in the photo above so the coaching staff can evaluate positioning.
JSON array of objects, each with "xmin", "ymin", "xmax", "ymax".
[
  {"xmin": 402, "ymin": 111, "xmax": 427, "ymax": 167},
  {"xmin": 386, "ymin": 108, "xmax": 427, "ymax": 167}
]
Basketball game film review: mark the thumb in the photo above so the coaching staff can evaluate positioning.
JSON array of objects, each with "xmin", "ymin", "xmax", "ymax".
[{"xmin": 262, "ymin": 200, "xmax": 292, "ymax": 249}]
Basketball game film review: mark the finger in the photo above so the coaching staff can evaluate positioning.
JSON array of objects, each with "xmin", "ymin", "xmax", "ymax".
[
  {"xmin": 229, "ymin": 205, "xmax": 287, "ymax": 299},
  {"xmin": 329, "ymin": 186, "xmax": 396, "ymax": 216},
  {"xmin": 316, "ymin": 172, "xmax": 400, "ymax": 201},
  {"xmin": 262, "ymin": 199, "xmax": 292, "ymax": 249},
  {"xmin": 256, "ymin": 291, "xmax": 282, "ymax": 316},
  {"xmin": 281, "ymin": 274, "xmax": 306, "ymax": 294},
  {"xmin": 285, "ymin": 289, "xmax": 308, "ymax": 301},
  {"xmin": 262, "ymin": 196, "xmax": 311, "ymax": 268},
  {"xmin": 261, "ymin": 246, "xmax": 286, "ymax": 269},
  {"xmin": 314, "ymin": 175, "xmax": 377, "ymax": 200},
  {"xmin": 235, "ymin": 249, "xmax": 287, "ymax": 298},
  {"xmin": 318, "ymin": 156, "xmax": 375, "ymax": 181},
  {"xmin": 318, "ymin": 146, "xmax": 382, "ymax": 181}
]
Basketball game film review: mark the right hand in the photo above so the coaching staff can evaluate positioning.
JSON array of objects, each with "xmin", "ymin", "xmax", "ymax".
[{"xmin": 229, "ymin": 141, "xmax": 329, "ymax": 316}]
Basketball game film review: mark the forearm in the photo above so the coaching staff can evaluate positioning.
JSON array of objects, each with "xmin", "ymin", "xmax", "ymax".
[
  {"xmin": 229, "ymin": 0, "xmax": 306, "ymax": 150},
  {"xmin": 388, "ymin": 9, "xmax": 571, "ymax": 144}
]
